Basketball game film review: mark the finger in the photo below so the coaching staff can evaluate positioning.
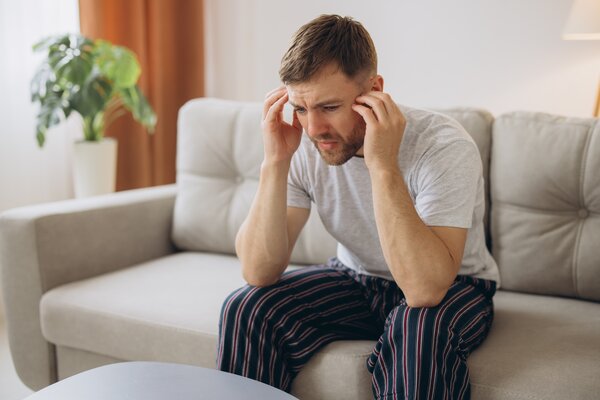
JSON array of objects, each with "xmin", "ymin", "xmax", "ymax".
[
  {"xmin": 265, "ymin": 92, "xmax": 289, "ymax": 123},
  {"xmin": 355, "ymin": 93, "xmax": 389, "ymax": 121},
  {"xmin": 262, "ymin": 88, "xmax": 287, "ymax": 119},
  {"xmin": 352, "ymin": 103, "xmax": 378, "ymax": 127},
  {"xmin": 365, "ymin": 92, "xmax": 405, "ymax": 123},
  {"xmin": 264, "ymin": 86, "xmax": 286, "ymax": 99},
  {"xmin": 366, "ymin": 92, "xmax": 398, "ymax": 114}
]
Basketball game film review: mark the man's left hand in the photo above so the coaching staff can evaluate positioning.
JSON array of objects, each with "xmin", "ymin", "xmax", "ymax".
[{"xmin": 352, "ymin": 92, "xmax": 406, "ymax": 172}]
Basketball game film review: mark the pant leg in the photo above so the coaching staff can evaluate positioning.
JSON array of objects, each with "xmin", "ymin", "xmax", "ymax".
[
  {"xmin": 217, "ymin": 263, "xmax": 379, "ymax": 392},
  {"xmin": 367, "ymin": 276, "xmax": 496, "ymax": 400}
]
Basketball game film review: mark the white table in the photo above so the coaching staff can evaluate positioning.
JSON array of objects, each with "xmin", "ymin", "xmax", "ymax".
[{"xmin": 25, "ymin": 361, "xmax": 299, "ymax": 399}]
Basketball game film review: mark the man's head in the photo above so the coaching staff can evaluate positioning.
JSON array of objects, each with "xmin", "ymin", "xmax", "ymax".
[
  {"xmin": 279, "ymin": 15, "xmax": 383, "ymax": 165},
  {"xmin": 279, "ymin": 14, "xmax": 377, "ymax": 85}
]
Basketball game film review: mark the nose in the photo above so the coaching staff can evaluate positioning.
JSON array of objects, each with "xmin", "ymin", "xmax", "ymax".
[{"xmin": 305, "ymin": 111, "xmax": 328, "ymax": 138}]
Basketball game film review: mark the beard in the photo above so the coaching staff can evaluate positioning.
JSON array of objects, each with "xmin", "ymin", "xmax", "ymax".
[{"xmin": 310, "ymin": 120, "xmax": 366, "ymax": 166}]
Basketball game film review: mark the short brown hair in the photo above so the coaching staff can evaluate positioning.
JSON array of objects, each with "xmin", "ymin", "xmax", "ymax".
[{"xmin": 279, "ymin": 15, "xmax": 377, "ymax": 84}]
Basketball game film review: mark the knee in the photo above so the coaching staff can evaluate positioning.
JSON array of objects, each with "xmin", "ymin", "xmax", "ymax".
[
  {"xmin": 219, "ymin": 284, "xmax": 277, "ymax": 330},
  {"xmin": 386, "ymin": 303, "xmax": 446, "ymax": 342},
  {"xmin": 220, "ymin": 285, "xmax": 255, "ymax": 319}
]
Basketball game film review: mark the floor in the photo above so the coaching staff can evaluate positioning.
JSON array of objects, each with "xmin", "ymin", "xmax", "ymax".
[{"xmin": 0, "ymin": 317, "xmax": 34, "ymax": 400}]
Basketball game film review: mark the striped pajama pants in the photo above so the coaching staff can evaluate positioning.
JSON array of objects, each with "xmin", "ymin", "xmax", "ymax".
[{"xmin": 217, "ymin": 258, "xmax": 496, "ymax": 399}]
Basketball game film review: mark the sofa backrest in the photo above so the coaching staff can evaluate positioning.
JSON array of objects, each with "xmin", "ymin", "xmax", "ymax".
[
  {"xmin": 172, "ymin": 98, "xmax": 336, "ymax": 265},
  {"xmin": 172, "ymin": 98, "xmax": 494, "ymax": 265},
  {"xmin": 172, "ymin": 98, "xmax": 600, "ymax": 302},
  {"xmin": 490, "ymin": 112, "xmax": 599, "ymax": 301},
  {"xmin": 436, "ymin": 108, "xmax": 494, "ymax": 248}
]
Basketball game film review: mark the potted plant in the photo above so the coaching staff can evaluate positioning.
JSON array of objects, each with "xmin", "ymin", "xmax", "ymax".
[{"xmin": 30, "ymin": 33, "xmax": 157, "ymax": 197}]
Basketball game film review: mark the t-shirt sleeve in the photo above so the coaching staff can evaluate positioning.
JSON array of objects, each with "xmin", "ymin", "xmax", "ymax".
[
  {"xmin": 413, "ymin": 140, "xmax": 481, "ymax": 228},
  {"xmin": 287, "ymin": 149, "xmax": 312, "ymax": 210}
]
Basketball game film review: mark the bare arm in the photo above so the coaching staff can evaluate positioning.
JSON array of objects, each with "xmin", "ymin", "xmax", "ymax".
[
  {"xmin": 235, "ymin": 87, "xmax": 310, "ymax": 287},
  {"xmin": 236, "ymin": 162, "xmax": 309, "ymax": 286},
  {"xmin": 369, "ymin": 167, "xmax": 465, "ymax": 307},
  {"xmin": 353, "ymin": 92, "xmax": 466, "ymax": 307}
]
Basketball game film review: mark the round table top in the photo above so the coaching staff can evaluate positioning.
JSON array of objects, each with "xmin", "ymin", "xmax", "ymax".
[{"xmin": 26, "ymin": 361, "xmax": 299, "ymax": 400}]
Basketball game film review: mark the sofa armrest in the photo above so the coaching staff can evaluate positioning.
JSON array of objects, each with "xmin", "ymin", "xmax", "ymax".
[{"xmin": 0, "ymin": 184, "xmax": 177, "ymax": 390}]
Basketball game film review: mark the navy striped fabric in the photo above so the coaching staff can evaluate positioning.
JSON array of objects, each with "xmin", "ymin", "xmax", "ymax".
[{"xmin": 217, "ymin": 258, "xmax": 496, "ymax": 399}]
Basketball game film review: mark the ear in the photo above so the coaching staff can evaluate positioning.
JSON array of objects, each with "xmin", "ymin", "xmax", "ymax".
[{"xmin": 371, "ymin": 75, "xmax": 384, "ymax": 92}]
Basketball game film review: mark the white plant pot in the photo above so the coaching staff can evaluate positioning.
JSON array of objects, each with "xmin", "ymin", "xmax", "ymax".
[{"xmin": 73, "ymin": 138, "xmax": 118, "ymax": 198}]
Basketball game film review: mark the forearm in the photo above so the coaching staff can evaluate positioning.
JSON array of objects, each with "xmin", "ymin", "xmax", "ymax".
[
  {"xmin": 236, "ymin": 160, "xmax": 291, "ymax": 286},
  {"xmin": 370, "ymin": 167, "xmax": 457, "ymax": 307}
]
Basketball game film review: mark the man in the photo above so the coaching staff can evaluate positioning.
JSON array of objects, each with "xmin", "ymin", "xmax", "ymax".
[{"xmin": 217, "ymin": 14, "xmax": 499, "ymax": 400}]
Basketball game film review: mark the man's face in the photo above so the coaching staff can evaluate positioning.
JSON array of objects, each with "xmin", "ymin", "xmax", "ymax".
[{"xmin": 286, "ymin": 64, "xmax": 373, "ymax": 165}]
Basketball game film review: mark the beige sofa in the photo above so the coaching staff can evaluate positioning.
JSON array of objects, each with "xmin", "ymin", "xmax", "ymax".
[{"xmin": 1, "ymin": 98, "xmax": 599, "ymax": 400}]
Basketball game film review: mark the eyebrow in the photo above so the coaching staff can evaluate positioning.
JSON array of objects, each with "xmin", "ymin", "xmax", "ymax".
[{"xmin": 289, "ymin": 99, "xmax": 344, "ymax": 109}]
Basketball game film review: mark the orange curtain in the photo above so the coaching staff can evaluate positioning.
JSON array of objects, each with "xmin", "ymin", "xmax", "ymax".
[{"xmin": 79, "ymin": 0, "xmax": 204, "ymax": 190}]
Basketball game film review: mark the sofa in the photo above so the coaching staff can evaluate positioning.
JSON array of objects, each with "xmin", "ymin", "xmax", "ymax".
[{"xmin": 1, "ymin": 98, "xmax": 599, "ymax": 400}]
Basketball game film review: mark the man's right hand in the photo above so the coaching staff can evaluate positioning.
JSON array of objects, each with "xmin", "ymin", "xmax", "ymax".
[{"xmin": 262, "ymin": 86, "xmax": 303, "ymax": 164}]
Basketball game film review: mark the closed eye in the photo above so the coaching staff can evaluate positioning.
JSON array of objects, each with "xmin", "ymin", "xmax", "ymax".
[{"xmin": 323, "ymin": 105, "xmax": 340, "ymax": 112}]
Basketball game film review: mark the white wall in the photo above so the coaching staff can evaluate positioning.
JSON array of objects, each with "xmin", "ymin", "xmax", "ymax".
[
  {"xmin": 0, "ymin": 0, "xmax": 80, "ymax": 215},
  {"xmin": 0, "ymin": 0, "xmax": 79, "ymax": 321},
  {"xmin": 204, "ymin": 0, "xmax": 600, "ymax": 118},
  {"xmin": 1, "ymin": 0, "xmax": 596, "ymax": 215}
]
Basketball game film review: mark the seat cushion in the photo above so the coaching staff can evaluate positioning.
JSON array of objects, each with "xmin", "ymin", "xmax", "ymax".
[
  {"xmin": 469, "ymin": 290, "xmax": 600, "ymax": 399},
  {"xmin": 41, "ymin": 252, "xmax": 600, "ymax": 400},
  {"xmin": 41, "ymin": 252, "xmax": 247, "ymax": 367},
  {"xmin": 40, "ymin": 252, "xmax": 374, "ymax": 399}
]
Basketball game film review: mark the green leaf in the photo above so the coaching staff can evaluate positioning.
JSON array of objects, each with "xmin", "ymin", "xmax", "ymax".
[
  {"xmin": 36, "ymin": 128, "xmax": 46, "ymax": 148},
  {"xmin": 120, "ymin": 85, "xmax": 157, "ymax": 131},
  {"xmin": 34, "ymin": 95, "xmax": 66, "ymax": 147},
  {"xmin": 70, "ymin": 74, "xmax": 113, "ymax": 118},
  {"xmin": 94, "ymin": 40, "xmax": 141, "ymax": 88},
  {"xmin": 33, "ymin": 34, "xmax": 69, "ymax": 53},
  {"xmin": 49, "ymin": 42, "xmax": 94, "ymax": 87},
  {"xmin": 31, "ymin": 33, "xmax": 153, "ymax": 145},
  {"xmin": 30, "ymin": 62, "xmax": 55, "ymax": 101}
]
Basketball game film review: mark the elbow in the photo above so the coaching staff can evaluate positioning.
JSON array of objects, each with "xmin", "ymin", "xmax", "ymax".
[
  {"xmin": 243, "ymin": 274, "xmax": 279, "ymax": 288},
  {"xmin": 404, "ymin": 289, "xmax": 447, "ymax": 309},
  {"xmin": 405, "ymin": 298, "xmax": 441, "ymax": 309},
  {"xmin": 241, "ymin": 263, "xmax": 284, "ymax": 288}
]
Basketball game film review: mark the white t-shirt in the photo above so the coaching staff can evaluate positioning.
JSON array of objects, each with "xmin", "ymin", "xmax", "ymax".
[{"xmin": 287, "ymin": 105, "xmax": 500, "ymax": 283}]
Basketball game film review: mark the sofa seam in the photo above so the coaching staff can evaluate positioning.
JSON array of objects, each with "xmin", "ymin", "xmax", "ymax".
[
  {"xmin": 226, "ymin": 104, "xmax": 239, "ymax": 240},
  {"xmin": 232, "ymin": 105, "xmax": 241, "ymax": 176},
  {"xmin": 32, "ymin": 219, "xmax": 49, "ymax": 295},
  {"xmin": 492, "ymin": 201, "xmax": 597, "ymax": 216},
  {"xmin": 32, "ymin": 218, "xmax": 59, "ymax": 384},
  {"xmin": 571, "ymin": 124, "xmax": 593, "ymax": 298}
]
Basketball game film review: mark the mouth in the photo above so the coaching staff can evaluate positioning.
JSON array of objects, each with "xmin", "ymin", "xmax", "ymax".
[{"xmin": 317, "ymin": 141, "xmax": 338, "ymax": 150}]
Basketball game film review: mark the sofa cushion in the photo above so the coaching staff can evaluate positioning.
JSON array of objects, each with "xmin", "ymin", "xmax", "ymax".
[
  {"xmin": 40, "ymin": 252, "xmax": 600, "ymax": 400},
  {"xmin": 172, "ymin": 99, "xmax": 495, "ymax": 264},
  {"xmin": 470, "ymin": 290, "xmax": 600, "ymax": 399},
  {"xmin": 40, "ymin": 252, "xmax": 246, "ymax": 367},
  {"xmin": 39, "ymin": 252, "xmax": 373, "ymax": 399},
  {"xmin": 491, "ymin": 112, "xmax": 600, "ymax": 301},
  {"xmin": 438, "ymin": 108, "xmax": 494, "ymax": 247},
  {"xmin": 172, "ymin": 98, "xmax": 336, "ymax": 265}
]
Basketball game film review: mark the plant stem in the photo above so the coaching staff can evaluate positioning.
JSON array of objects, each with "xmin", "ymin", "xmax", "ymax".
[{"xmin": 82, "ymin": 112, "xmax": 105, "ymax": 141}]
